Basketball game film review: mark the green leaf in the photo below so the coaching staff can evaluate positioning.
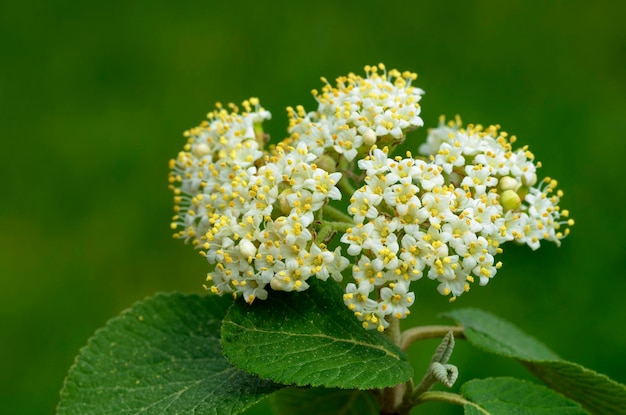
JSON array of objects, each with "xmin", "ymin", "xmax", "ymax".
[
  {"xmin": 443, "ymin": 308, "xmax": 626, "ymax": 415},
  {"xmin": 443, "ymin": 308, "xmax": 559, "ymax": 361},
  {"xmin": 461, "ymin": 377, "xmax": 588, "ymax": 414},
  {"xmin": 221, "ymin": 279, "xmax": 413, "ymax": 389},
  {"xmin": 269, "ymin": 387, "xmax": 379, "ymax": 415},
  {"xmin": 57, "ymin": 293, "xmax": 282, "ymax": 415},
  {"xmin": 523, "ymin": 361, "xmax": 626, "ymax": 415}
]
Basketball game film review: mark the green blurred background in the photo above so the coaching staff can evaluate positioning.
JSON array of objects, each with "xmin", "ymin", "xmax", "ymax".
[{"xmin": 1, "ymin": 0, "xmax": 624, "ymax": 413}]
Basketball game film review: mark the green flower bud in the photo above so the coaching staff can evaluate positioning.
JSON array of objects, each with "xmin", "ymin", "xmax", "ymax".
[
  {"xmin": 498, "ymin": 176, "xmax": 518, "ymax": 192},
  {"xmin": 500, "ymin": 189, "xmax": 522, "ymax": 211},
  {"xmin": 315, "ymin": 154, "xmax": 337, "ymax": 173},
  {"xmin": 278, "ymin": 188, "xmax": 294, "ymax": 215},
  {"xmin": 363, "ymin": 128, "xmax": 377, "ymax": 147}
]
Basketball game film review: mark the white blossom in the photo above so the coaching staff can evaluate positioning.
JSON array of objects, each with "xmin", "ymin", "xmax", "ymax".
[{"xmin": 171, "ymin": 66, "xmax": 573, "ymax": 331}]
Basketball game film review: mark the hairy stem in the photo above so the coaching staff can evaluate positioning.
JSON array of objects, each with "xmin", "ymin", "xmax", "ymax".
[
  {"xmin": 315, "ymin": 221, "xmax": 352, "ymax": 244},
  {"xmin": 337, "ymin": 174, "xmax": 358, "ymax": 196},
  {"xmin": 400, "ymin": 325, "xmax": 465, "ymax": 351},
  {"xmin": 379, "ymin": 317, "xmax": 404, "ymax": 413},
  {"xmin": 384, "ymin": 315, "xmax": 402, "ymax": 346},
  {"xmin": 322, "ymin": 204, "xmax": 354, "ymax": 224},
  {"xmin": 413, "ymin": 391, "xmax": 488, "ymax": 414}
]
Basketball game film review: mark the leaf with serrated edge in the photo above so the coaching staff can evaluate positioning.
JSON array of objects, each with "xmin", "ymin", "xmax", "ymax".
[
  {"xmin": 221, "ymin": 279, "xmax": 413, "ymax": 389},
  {"xmin": 443, "ymin": 308, "xmax": 626, "ymax": 415},
  {"xmin": 461, "ymin": 377, "xmax": 588, "ymax": 414},
  {"xmin": 270, "ymin": 387, "xmax": 379, "ymax": 415},
  {"xmin": 57, "ymin": 293, "xmax": 282, "ymax": 415}
]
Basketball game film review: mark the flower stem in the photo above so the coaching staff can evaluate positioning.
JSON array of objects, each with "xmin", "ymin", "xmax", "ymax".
[
  {"xmin": 337, "ymin": 175, "xmax": 357, "ymax": 196},
  {"xmin": 384, "ymin": 315, "xmax": 402, "ymax": 346},
  {"xmin": 323, "ymin": 204, "xmax": 354, "ymax": 224},
  {"xmin": 412, "ymin": 391, "xmax": 489, "ymax": 414},
  {"xmin": 400, "ymin": 325, "xmax": 465, "ymax": 351},
  {"xmin": 380, "ymin": 317, "xmax": 404, "ymax": 413},
  {"xmin": 315, "ymin": 221, "xmax": 352, "ymax": 244}
]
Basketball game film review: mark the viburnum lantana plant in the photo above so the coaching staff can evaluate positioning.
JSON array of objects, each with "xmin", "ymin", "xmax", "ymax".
[{"xmin": 58, "ymin": 65, "xmax": 625, "ymax": 415}]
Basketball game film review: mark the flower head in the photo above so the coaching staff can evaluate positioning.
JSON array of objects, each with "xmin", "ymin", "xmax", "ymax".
[
  {"xmin": 169, "ymin": 99, "xmax": 348, "ymax": 304},
  {"xmin": 287, "ymin": 63, "xmax": 424, "ymax": 161},
  {"xmin": 170, "ymin": 65, "xmax": 573, "ymax": 330}
]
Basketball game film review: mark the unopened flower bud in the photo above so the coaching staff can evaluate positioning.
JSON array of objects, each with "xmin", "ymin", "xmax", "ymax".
[
  {"xmin": 315, "ymin": 154, "xmax": 337, "ymax": 173},
  {"xmin": 192, "ymin": 143, "xmax": 211, "ymax": 157},
  {"xmin": 498, "ymin": 176, "xmax": 518, "ymax": 192},
  {"xmin": 500, "ymin": 189, "xmax": 521, "ymax": 211},
  {"xmin": 363, "ymin": 129, "xmax": 377, "ymax": 147},
  {"xmin": 278, "ymin": 189, "xmax": 294, "ymax": 215},
  {"xmin": 239, "ymin": 239, "xmax": 257, "ymax": 258},
  {"xmin": 270, "ymin": 278, "xmax": 285, "ymax": 291}
]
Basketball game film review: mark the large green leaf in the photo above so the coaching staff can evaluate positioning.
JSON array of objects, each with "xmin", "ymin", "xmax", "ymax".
[
  {"xmin": 461, "ymin": 377, "xmax": 588, "ymax": 414},
  {"xmin": 57, "ymin": 293, "xmax": 282, "ymax": 415},
  {"xmin": 523, "ymin": 361, "xmax": 626, "ymax": 415},
  {"xmin": 269, "ymin": 387, "xmax": 379, "ymax": 415},
  {"xmin": 443, "ymin": 308, "xmax": 626, "ymax": 415},
  {"xmin": 221, "ymin": 279, "xmax": 413, "ymax": 389}
]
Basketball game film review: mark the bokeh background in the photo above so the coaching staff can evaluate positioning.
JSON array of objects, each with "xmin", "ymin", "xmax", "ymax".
[{"xmin": 1, "ymin": 0, "xmax": 624, "ymax": 414}]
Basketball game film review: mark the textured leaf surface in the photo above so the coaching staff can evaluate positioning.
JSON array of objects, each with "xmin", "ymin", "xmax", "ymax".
[
  {"xmin": 523, "ymin": 361, "xmax": 626, "ymax": 415},
  {"xmin": 443, "ymin": 308, "xmax": 559, "ymax": 361},
  {"xmin": 269, "ymin": 387, "xmax": 379, "ymax": 415},
  {"xmin": 221, "ymin": 279, "xmax": 412, "ymax": 389},
  {"xmin": 444, "ymin": 308, "xmax": 626, "ymax": 415},
  {"xmin": 461, "ymin": 377, "xmax": 588, "ymax": 414},
  {"xmin": 58, "ymin": 293, "xmax": 282, "ymax": 415}
]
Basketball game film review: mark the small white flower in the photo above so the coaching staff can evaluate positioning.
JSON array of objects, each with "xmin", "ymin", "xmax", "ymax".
[
  {"xmin": 306, "ymin": 169, "xmax": 343, "ymax": 202},
  {"xmin": 316, "ymin": 246, "xmax": 349, "ymax": 282},
  {"xmin": 348, "ymin": 187, "xmax": 380, "ymax": 223},
  {"xmin": 367, "ymin": 234, "xmax": 400, "ymax": 272},
  {"xmin": 416, "ymin": 163, "xmax": 445, "ymax": 191},
  {"xmin": 332, "ymin": 125, "xmax": 362, "ymax": 162},
  {"xmin": 386, "ymin": 157, "xmax": 418, "ymax": 184},
  {"xmin": 374, "ymin": 110, "xmax": 403, "ymax": 138},
  {"xmin": 461, "ymin": 164, "xmax": 498, "ymax": 195},
  {"xmin": 341, "ymin": 222, "xmax": 375, "ymax": 256},
  {"xmin": 358, "ymin": 148, "xmax": 391, "ymax": 176},
  {"xmin": 417, "ymin": 189, "xmax": 456, "ymax": 228},
  {"xmin": 343, "ymin": 281, "xmax": 377, "ymax": 314},
  {"xmin": 433, "ymin": 142, "xmax": 466, "ymax": 174},
  {"xmin": 383, "ymin": 182, "xmax": 421, "ymax": 216},
  {"xmin": 379, "ymin": 281, "xmax": 414, "ymax": 319},
  {"xmin": 352, "ymin": 255, "xmax": 385, "ymax": 285},
  {"xmin": 399, "ymin": 234, "xmax": 427, "ymax": 279}
]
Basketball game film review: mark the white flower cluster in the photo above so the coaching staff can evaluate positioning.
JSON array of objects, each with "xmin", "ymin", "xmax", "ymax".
[
  {"xmin": 170, "ymin": 65, "xmax": 573, "ymax": 331},
  {"xmin": 341, "ymin": 118, "xmax": 573, "ymax": 331},
  {"xmin": 421, "ymin": 118, "xmax": 572, "ymax": 250},
  {"xmin": 287, "ymin": 63, "xmax": 424, "ymax": 162},
  {"xmin": 169, "ymin": 99, "xmax": 348, "ymax": 304}
]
